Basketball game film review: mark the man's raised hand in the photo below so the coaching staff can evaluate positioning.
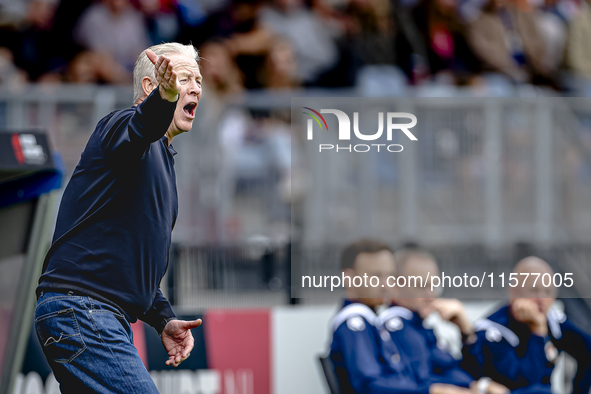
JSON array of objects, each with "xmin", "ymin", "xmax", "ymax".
[{"xmin": 146, "ymin": 49, "xmax": 180, "ymax": 102}]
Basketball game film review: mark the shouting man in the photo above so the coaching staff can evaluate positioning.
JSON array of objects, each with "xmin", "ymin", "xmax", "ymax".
[{"xmin": 34, "ymin": 42, "xmax": 203, "ymax": 393}]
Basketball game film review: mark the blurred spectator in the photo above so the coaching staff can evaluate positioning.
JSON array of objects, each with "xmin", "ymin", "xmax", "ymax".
[
  {"xmin": 466, "ymin": 0, "xmax": 553, "ymax": 84},
  {"xmin": 203, "ymin": 0, "xmax": 274, "ymax": 89},
  {"xmin": 343, "ymin": 0, "xmax": 396, "ymax": 66},
  {"xmin": 533, "ymin": 0, "xmax": 571, "ymax": 77},
  {"xmin": 64, "ymin": 51, "xmax": 129, "ymax": 84},
  {"xmin": 566, "ymin": 0, "xmax": 591, "ymax": 80},
  {"xmin": 422, "ymin": 0, "xmax": 481, "ymax": 84},
  {"xmin": 0, "ymin": 47, "xmax": 28, "ymax": 86},
  {"xmin": 462, "ymin": 257, "xmax": 591, "ymax": 393},
  {"xmin": 201, "ymin": 0, "xmax": 264, "ymax": 38},
  {"xmin": 382, "ymin": 247, "xmax": 509, "ymax": 392},
  {"xmin": 0, "ymin": 0, "xmax": 65, "ymax": 82},
  {"xmin": 197, "ymin": 39, "xmax": 250, "ymax": 240},
  {"xmin": 199, "ymin": 38, "xmax": 292, "ymax": 232},
  {"xmin": 0, "ymin": 0, "xmax": 27, "ymax": 25},
  {"xmin": 392, "ymin": 0, "xmax": 481, "ymax": 84},
  {"xmin": 259, "ymin": 0, "xmax": 344, "ymax": 86},
  {"xmin": 260, "ymin": 38, "xmax": 300, "ymax": 89},
  {"xmin": 199, "ymin": 40, "xmax": 245, "ymax": 97},
  {"xmin": 51, "ymin": 0, "xmax": 93, "ymax": 66},
  {"xmin": 136, "ymin": 0, "xmax": 181, "ymax": 44},
  {"xmin": 74, "ymin": 0, "xmax": 150, "ymax": 72},
  {"xmin": 175, "ymin": 0, "xmax": 209, "ymax": 47},
  {"xmin": 393, "ymin": 0, "xmax": 433, "ymax": 83}
]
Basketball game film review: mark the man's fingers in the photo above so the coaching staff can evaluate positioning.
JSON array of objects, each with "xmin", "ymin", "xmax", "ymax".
[
  {"xmin": 152, "ymin": 56, "xmax": 169, "ymax": 84},
  {"xmin": 155, "ymin": 56, "xmax": 165, "ymax": 75},
  {"xmin": 151, "ymin": 55, "xmax": 181, "ymax": 99},
  {"xmin": 165, "ymin": 354, "xmax": 191, "ymax": 368},
  {"xmin": 181, "ymin": 345, "xmax": 192, "ymax": 361},
  {"xmin": 146, "ymin": 49, "xmax": 158, "ymax": 65},
  {"xmin": 181, "ymin": 319, "xmax": 202, "ymax": 330},
  {"xmin": 163, "ymin": 61, "xmax": 173, "ymax": 82},
  {"xmin": 166, "ymin": 356, "xmax": 179, "ymax": 368},
  {"xmin": 157, "ymin": 57, "xmax": 170, "ymax": 80}
]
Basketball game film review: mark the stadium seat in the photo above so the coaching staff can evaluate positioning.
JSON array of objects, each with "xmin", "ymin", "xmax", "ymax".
[{"xmin": 318, "ymin": 354, "xmax": 341, "ymax": 394}]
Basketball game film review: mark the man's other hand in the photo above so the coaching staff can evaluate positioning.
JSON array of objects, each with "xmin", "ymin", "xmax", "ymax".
[
  {"xmin": 146, "ymin": 49, "xmax": 180, "ymax": 102},
  {"xmin": 161, "ymin": 318, "xmax": 202, "ymax": 367},
  {"xmin": 511, "ymin": 298, "xmax": 548, "ymax": 336},
  {"xmin": 432, "ymin": 299, "xmax": 473, "ymax": 336}
]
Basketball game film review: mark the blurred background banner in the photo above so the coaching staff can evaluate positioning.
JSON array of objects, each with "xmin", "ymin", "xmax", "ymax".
[{"xmin": 2, "ymin": 0, "xmax": 591, "ymax": 392}]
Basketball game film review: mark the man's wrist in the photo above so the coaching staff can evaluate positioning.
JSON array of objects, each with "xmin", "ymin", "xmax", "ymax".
[
  {"xmin": 159, "ymin": 316, "xmax": 178, "ymax": 336},
  {"xmin": 158, "ymin": 85, "xmax": 179, "ymax": 102}
]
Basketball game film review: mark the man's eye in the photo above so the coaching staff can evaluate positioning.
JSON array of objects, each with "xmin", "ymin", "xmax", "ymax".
[{"xmin": 180, "ymin": 79, "xmax": 188, "ymax": 83}]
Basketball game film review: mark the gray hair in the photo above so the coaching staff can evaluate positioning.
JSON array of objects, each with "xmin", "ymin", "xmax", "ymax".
[{"xmin": 133, "ymin": 42, "xmax": 199, "ymax": 104}]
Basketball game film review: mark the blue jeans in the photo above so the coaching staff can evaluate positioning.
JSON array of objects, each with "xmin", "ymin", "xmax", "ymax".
[{"xmin": 34, "ymin": 291, "xmax": 160, "ymax": 394}]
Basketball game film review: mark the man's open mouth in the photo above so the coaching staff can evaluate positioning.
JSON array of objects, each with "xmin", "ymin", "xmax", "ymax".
[{"xmin": 183, "ymin": 103, "xmax": 197, "ymax": 117}]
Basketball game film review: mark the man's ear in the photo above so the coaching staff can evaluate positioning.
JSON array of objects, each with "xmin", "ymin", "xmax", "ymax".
[{"xmin": 141, "ymin": 76, "xmax": 157, "ymax": 100}]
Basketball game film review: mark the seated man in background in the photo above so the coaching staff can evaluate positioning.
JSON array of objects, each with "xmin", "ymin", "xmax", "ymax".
[
  {"xmin": 379, "ymin": 247, "xmax": 508, "ymax": 394},
  {"xmin": 329, "ymin": 239, "xmax": 473, "ymax": 394},
  {"xmin": 462, "ymin": 256, "xmax": 591, "ymax": 394}
]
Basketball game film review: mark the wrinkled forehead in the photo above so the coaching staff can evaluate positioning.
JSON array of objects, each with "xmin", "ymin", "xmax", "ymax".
[{"xmin": 165, "ymin": 52, "xmax": 201, "ymax": 76}]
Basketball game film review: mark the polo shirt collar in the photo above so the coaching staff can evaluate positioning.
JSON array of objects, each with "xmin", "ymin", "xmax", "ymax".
[{"xmin": 161, "ymin": 135, "xmax": 177, "ymax": 157}]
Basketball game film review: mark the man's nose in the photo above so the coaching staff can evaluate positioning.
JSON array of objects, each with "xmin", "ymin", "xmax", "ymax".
[{"xmin": 188, "ymin": 80, "xmax": 201, "ymax": 96}]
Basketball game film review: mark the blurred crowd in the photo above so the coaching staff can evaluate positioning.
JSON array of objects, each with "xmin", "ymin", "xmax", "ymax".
[{"xmin": 1, "ymin": 0, "xmax": 591, "ymax": 93}]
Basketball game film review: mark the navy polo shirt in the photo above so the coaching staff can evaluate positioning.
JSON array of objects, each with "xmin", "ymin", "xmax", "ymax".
[
  {"xmin": 37, "ymin": 88, "xmax": 180, "ymax": 333},
  {"xmin": 462, "ymin": 304, "xmax": 591, "ymax": 394},
  {"xmin": 330, "ymin": 300, "xmax": 432, "ymax": 394}
]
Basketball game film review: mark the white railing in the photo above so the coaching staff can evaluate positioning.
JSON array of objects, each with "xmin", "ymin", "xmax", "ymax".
[{"xmin": 1, "ymin": 86, "xmax": 590, "ymax": 246}]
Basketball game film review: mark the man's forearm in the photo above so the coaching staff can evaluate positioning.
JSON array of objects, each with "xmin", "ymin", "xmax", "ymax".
[
  {"xmin": 99, "ymin": 87, "xmax": 177, "ymax": 161},
  {"xmin": 127, "ymin": 86, "xmax": 177, "ymax": 145}
]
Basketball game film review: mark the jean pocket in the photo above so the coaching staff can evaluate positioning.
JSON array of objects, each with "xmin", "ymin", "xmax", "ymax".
[{"xmin": 36, "ymin": 308, "xmax": 87, "ymax": 363}]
